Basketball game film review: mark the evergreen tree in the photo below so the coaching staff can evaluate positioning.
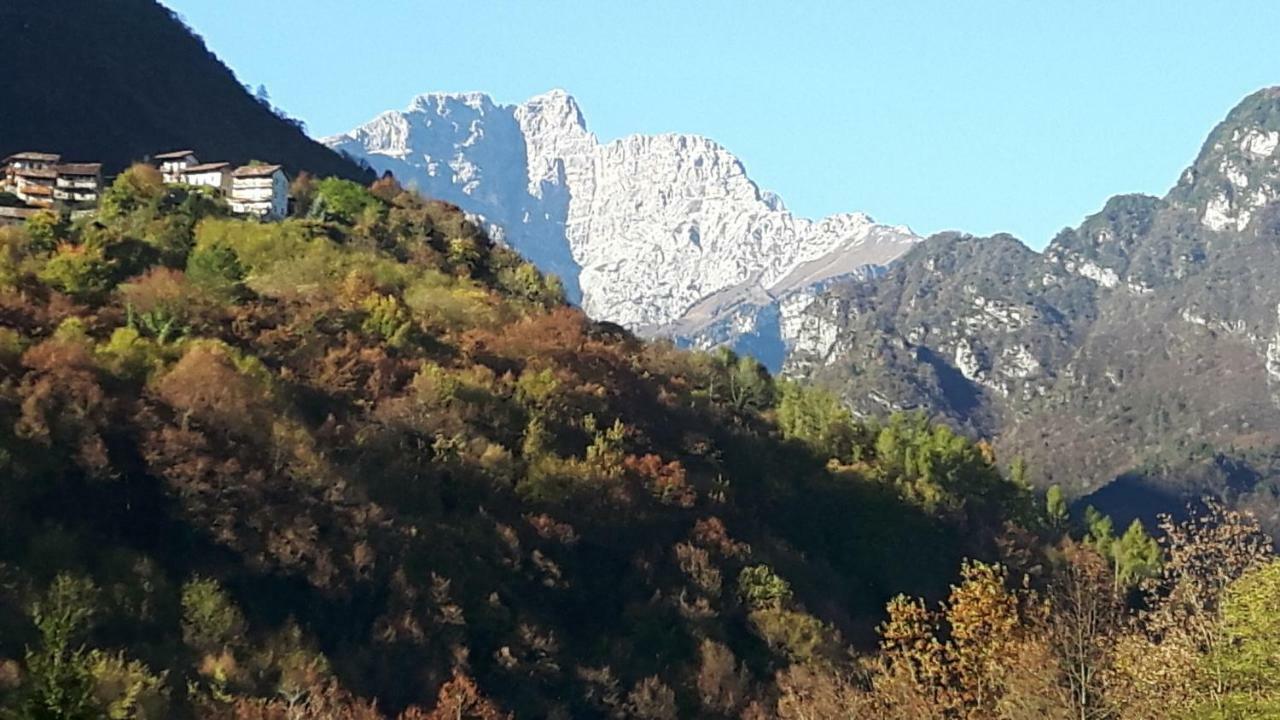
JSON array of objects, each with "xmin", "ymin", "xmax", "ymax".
[{"xmin": 1045, "ymin": 484, "xmax": 1069, "ymax": 530}]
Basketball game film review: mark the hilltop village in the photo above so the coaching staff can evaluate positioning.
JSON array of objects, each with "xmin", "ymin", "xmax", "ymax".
[{"xmin": 0, "ymin": 149, "xmax": 289, "ymax": 224}]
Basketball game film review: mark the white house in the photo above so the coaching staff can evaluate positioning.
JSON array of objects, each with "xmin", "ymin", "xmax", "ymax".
[
  {"xmin": 229, "ymin": 164, "xmax": 288, "ymax": 219},
  {"xmin": 155, "ymin": 150, "xmax": 199, "ymax": 183},
  {"xmin": 179, "ymin": 162, "xmax": 231, "ymax": 193}
]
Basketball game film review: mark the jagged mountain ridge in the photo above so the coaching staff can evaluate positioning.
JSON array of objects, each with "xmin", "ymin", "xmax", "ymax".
[
  {"xmin": 788, "ymin": 87, "xmax": 1280, "ymax": 533},
  {"xmin": 324, "ymin": 90, "xmax": 919, "ymax": 365}
]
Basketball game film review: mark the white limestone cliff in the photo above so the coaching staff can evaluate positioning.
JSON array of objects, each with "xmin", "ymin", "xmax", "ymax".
[{"xmin": 324, "ymin": 90, "xmax": 920, "ymax": 365}]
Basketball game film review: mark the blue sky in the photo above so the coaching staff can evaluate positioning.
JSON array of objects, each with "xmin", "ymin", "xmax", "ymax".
[{"xmin": 164, "ymin": 0, "xmax": 1280, "ymax": 248}]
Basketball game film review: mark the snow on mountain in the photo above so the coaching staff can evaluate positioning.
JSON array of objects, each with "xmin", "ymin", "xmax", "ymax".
[{"xmin": 324, "ymin": 90, "xmax": 920, "ymax": 366}]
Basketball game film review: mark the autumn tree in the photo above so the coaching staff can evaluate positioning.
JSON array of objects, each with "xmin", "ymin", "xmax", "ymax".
[
  {"xmin": 626, "ymin": 676, "xmax": 678, "ymax": 720},
  {"xmin": 775, "ymin": 663, "xmax": 874, "ymax": 720},
  {"xmin": 405, "ymin": 670, "xmax": 510, "ymax": 720},
  {"xmin": 696, "ymin": 640, "xmax": 750, "ymax": 715},
  {"xmin": 873, "ymin": 561, "xmax": 1059, "ymax": 720},
  {"xmin": 288, "ymin": 171, "xmax": 318, "ymax": 217},
  {"xmin": 1108, "ymin": 501, "xmax": 1274, "ymax": 718},
  {"xmin": 1043, "ymin": 542, "xmax": 1124, "ymax": 719}
]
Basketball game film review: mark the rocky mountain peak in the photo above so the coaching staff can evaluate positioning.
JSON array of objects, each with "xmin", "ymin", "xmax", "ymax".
[
  {"xmin": 788, "ymin": 87, "xmax": 1280, "ymax": 536},
  {"xmin": 520, "ymin": 88, "xmax": 586, "ymax": 126},
  {"xmin": 327, "ymin": 90, "xmax": 920, "ymax": 365},
  {"xmin": 408, "ymin": 90, "xmax": 498, "ymax": 113},
  {"xmin": 1170, "ymin": 87, "xmax": 1280, "ymax": 233}
]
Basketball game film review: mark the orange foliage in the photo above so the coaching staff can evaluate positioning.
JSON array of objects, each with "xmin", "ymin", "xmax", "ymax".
[
  {"xmin": 16, "ymin": 338, "xmax": 111, "ymax": 473},
  {"xmin": 400, "ymin": 670, "xmax": 510, "ymax": 720},
  {"xmin": 154, "ymin": 343, "xmax": 267, "ymax": 435},
  {"xmin": 625, "ymin": 454, "xmax": 696, "ymax": 508}
]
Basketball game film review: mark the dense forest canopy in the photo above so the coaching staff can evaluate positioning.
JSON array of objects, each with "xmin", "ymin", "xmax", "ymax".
[{"xmin": 0, "ymin": 168, "xmax": 1275, "ymax": 718}]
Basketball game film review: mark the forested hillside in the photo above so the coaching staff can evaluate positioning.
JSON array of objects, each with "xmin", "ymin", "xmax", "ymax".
[
  {"xmin": 0, "ymin": 166, "xmax": 1043, "ymax": 717},
  {"xmin": 0, "ymin": 0, "xmax": 371, "ymax": 181},
  {"xmin": 0, "ymin": 168, "xmax": 1277, "ymax": 718}
]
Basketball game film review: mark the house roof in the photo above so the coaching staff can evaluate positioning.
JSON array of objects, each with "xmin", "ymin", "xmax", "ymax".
[
  {"xmin": 15, "ymin": 167, "xmax": 57, "ymax": 179},
  {"xmin": 154, "ymin": 150, "xmax": 197, "ymax": 160},
  {"xmin": 183, "ymin": 162, "xmax": 231, "ymax": 173},
  {"xmin": 0, "ymin": 207, "xmax": 39, "ymax": 220},
  {"xmin": 5, "ymin": 151, "xmax": 61, "ymax": 163},
  {"xmin": 56, "ymin": 163, "xmax": 102, "ymax": 176},
  {"xmin": 232, "ymin": 164, "xmax": 284, "ymax": 178}
]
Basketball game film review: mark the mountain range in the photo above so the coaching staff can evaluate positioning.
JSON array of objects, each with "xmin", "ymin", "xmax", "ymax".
[
  {"xmin": 5, "ymin": 0, "xmax": 1277, "ymax": 536},
  {"xmin": 324, "ymin": 91, "xmax": 919, "ymax": 369},
  {"xmin": 330, "ymin": 86, "xmax": 1280, "ymax": 532},
  {"xmin": 789, "ymin": 87, "xmax": 1280, "ymax": 532},
  {"xmin": 3, "ymin": 3, "xmax": 1280, "ymax": 716}
]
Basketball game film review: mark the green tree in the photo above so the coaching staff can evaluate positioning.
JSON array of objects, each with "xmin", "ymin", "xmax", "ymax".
[
  {"xmin": 775, "ymin": 380, "xmax": 864, "ymax": 461},
  {"xmin": 37, "ymin": 243, "xmax": 114, "ymax": 300},
  {"xmin": 1045, "ymin": 484, "xmax": 1069, "ymax": 531},
  {"xmin": 711, "ymin": 349, "xmax": 774, "ymax": 411},
  {"xmin": 310, "ymin": 177, "xmax": 381, "ymax": 224},
  {"xmin": 25, "ymin": 210, "xmax": 68, "ymax": 252},
  {"xmin": 1080, "ymin": 508, "xmax": 1159, "ymax": 592},
  {"xmin": 100, "ymin": 164, "xmax": 166, "ymax": 220},
  {"xmin": 181, "ymin": 577, "xmax": 247, "ymax": 655},
  {"xmin": 1113, "ymin": 519, "xmax": 1161, "ymax": 590},
  {"xmin": 17, "ymin": 575, "xmax": 100, "ymax": 720},
  {"xmin": 1200, "ymin": 561, "xmax": 1280, "ymax": 717},
  {"xmin": 1083, "ymin": 506, "xmax": 1115, "ymax": 557},
  {"xmin": 1009, "ymin": 456, "xmax": 1029, "ymax": 487},
  {"xmin": 738, "ymin": 565, "xmax": 793, "ymax": 610},
  {"xmin": 185, "ymin": 244, "xmax": 246, "ymax": 301}
]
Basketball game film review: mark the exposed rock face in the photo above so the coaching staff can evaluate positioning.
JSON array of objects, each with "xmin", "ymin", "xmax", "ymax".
[
  {"xmin": 789, "ymin": 87, "xmax": 1280, "ymax": 534},
  {"xmin": 325, "ymin": 90, "xmax": 919, "ymax": 366}
]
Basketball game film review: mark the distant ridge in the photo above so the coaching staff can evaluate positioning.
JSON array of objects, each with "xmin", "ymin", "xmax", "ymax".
[
  {"xmin": 788, "ymin": 87, "xmax": 1280, "ymax": 537},
  {"xmin": 0, "ymin": 0, "xmax": 372, "ymax": 182}
]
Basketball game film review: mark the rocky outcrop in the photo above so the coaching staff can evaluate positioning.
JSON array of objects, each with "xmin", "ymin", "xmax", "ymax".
[
  {"xmin": 325, "ymin": 90, "xmax": 919, "ymax": 366},
  {"xmin": 788, "ymin": 87, "xmax": 1280, "ymax": 534}
]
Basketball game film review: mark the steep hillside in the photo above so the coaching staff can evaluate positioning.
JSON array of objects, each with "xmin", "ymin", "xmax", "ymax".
[
  {"xmin": 0, "ymin": 0, "xmax": 371, "ymax": 181},
  {"xmin": 325, "ymin": 91, "xmax": 919, "ymax": 367},
  {"xmin": 790, "ymin": 87, "xmax": 1280, "ymax": 533},
  {"xmin": 0, "ymin": 169, "xmax": 1028, "ymax": 718}
]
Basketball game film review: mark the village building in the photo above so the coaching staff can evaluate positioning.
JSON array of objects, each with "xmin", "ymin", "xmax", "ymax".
[
  {"xmin": 0, "ymin": 149, "xmax": 293, "ymax": 222},
  {"xmin": 179, "ymin": 161, "xmax": 232, "ymax": 193},
  {"xmin": 155, "ymin": 149, "xmax": 199, "ymax": 183},
  {"xmin": 229, "ymin": 164, "xmax": 288, "ymax": 219},
  {"xmin": 4, "ymin": 151, "xmax": 61, "ymax": 179},
  {"xmin": 153, "ymin": 151, "xmax": 290, "ymax": 220},
  {"xmin": 3, "ymin": 152, "xmax": 103, "ymax": 210},
  {"xmin": 53, "ymin": 163, "xmax": 103, "ymax": 207},
  {"xmin": 10, "ymin": 166, "xmax": 57, "ymax": 208}
]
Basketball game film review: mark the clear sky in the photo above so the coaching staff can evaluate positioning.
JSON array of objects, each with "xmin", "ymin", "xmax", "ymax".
[{"xmin": 163, "ymin": 0, "xmax": 1280, "ymax": 248}]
